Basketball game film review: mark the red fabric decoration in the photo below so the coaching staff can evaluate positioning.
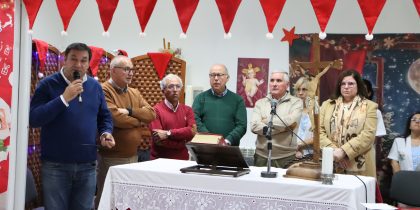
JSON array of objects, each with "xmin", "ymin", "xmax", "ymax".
[
  {"xmin": 23, "ymin": 0, "xmax": 43, "ymax": 30},
  {"xmin": 310, "ymin": 0, "xmax": 337, "ymax": 33},
  {"xmin": 56, "ymin": 0, "xmax": 81, "ymax": 32},
  {"xmin": 357, "ymin": 0, "xmax": 386, "ymax": 34},
  {"xmin": 414, "ymin": 0, "xmax": 420, "ymax": 17},
  {"xmin": 281, "ymin": 27, "xmax": 299, "ymax": 46},
  {"xmin": 343, "ymin": 50, "xmax": 367, "ymax": 74},
  {"xmin": 117, "ymin": 49, "xmax": 128, "ymax": 56},
  {"xmin": 89, "ymin": 46, "xmax": 104, "ymax": 77},
  {"xmin": 173, "ymin": 0, "xmax": 199, "ymax": 34},
  {"xmin": 96, "ymin": 0, "xmax": 119, "ymax": 33},
  {"xmin": 133, "ymin": 0, "xmax": 158, "ymax": 33},
  {"xmin": 259, "ymin": 0, "xmax": 286, "ymax": 34},
  {"xmin": 215, "ymin": 0, "xmax": 242, "ymax": 35},
  {"xmin": 33, "ymin": 39, "xmax": 49, "ymax": 72},
  {"xmin": 147, "ymin": 53, "xmax": 173, "ymax": 80},
  {"xmin": 0, "ymin": 155, "xmax": 9, "ymax": 193}
]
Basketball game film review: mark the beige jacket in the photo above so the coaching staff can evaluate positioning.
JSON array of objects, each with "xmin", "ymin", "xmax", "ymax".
[{"xmin": 251, "ymin": 93, "xmax": 303, "ymax": 159}]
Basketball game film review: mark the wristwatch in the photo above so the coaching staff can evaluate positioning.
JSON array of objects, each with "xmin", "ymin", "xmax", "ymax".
[{"xmin": 166, "ymin": 130, "xmax": 171, "ymax": 137}]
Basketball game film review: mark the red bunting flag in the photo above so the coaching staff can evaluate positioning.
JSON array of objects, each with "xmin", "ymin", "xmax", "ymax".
[
  {"xmin": 133, "ymin": 0, "xmax": 158, "ymax": 37},
  {"xmin": 215, "ymin": 0, "xmax": 242, "ymax": 39},
  {"xmin": 56, "ymin": 0, "xmax": 81, "ymax": 35},
  {"xmin": 89, "ymin": 46, "xmax": 104, "ymax": 77},
  {"xmin": 22, "ymin": 0, "xmax": 43, "ymax": 32},
  {"xmin": 173, "ymin": 0, "xmax": 199, "ymax": 38},
  {"xmin": 259, "ymin": 0, "xmax": 286, "ymax": 39},
  {"xmin": 95, "ymin": 0, "xmax": 119, "ymax": 36},
  {"xmin": 310, "ymin": 0, "xmax": 337, "ymax": 39},
  {"xmin": 413, "ymin": 0, "xmax": 420, "ymax": 17},
  {"xmin": 147, "ymin": 53, "xmax": 173, "ymax": 79},
  {"xmin": 33, "ymin": 39, "xmax": 49, "ymax": 77},
  {"xmin": 357, "ymin": 0, "xmax": 386, "ymax": 40}
]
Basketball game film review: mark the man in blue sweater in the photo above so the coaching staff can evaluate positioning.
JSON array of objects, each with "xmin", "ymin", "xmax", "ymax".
[{"xmin": 30, "ymin": 43, "xmax": 115, "ymax": 210}]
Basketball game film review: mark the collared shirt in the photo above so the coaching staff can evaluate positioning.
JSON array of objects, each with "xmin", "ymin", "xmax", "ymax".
[
  {"xmin": 108, "ymin": 78, "xmax": 128, "ymax": 93},
  {"xmin": 59, "ymin": 67, "xmax": 87, "ymax": 107},
  {"xmin": 211, "ymin": 87, "xmax": 228, "ymax": 97},
  {"xmin": 164, "ymin": 99, "xmax": 179, "ymax": 112}
]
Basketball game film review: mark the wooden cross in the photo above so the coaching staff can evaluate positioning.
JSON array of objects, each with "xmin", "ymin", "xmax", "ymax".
[{"xmin": 291, "ymin": 34, "xmax": 343, "ymax": 163}]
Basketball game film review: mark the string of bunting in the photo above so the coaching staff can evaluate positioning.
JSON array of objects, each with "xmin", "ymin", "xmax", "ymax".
[{"xmin": 22, "ymin": 0, "xmax": 418, "ymax": 41}]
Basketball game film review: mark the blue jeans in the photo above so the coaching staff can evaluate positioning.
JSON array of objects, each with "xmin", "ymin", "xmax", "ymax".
[
  {"xmin": 42, "ymin": 160, "xmax": 96, "ymax": 210},
  {"xmin": 138, "ymin": 149, "xmax": 150, "ymax": 162}
]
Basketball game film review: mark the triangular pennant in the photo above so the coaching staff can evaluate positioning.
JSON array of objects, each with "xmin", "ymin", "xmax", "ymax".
[
  {"xmin": 413, "ymin": 0, "xmax": 420, "ymax": 17},
  {"xmin": 310, "ymin": 0, "xmax": 337, "ymax": 39},
  {"xmin": 357, "ymin": 0, "xmax": 386, "ymax": 40},
  {"xmin": 215, "ymin": 0, "xmax": 242, "ymax": 37},
  {"xmin": 147, "ymin": 52, "xmax": 173, "ymax": 79},
  {"xmin": 133, "ymin": 0, "xmax": 158, "ymax": 35},
  {"xmin": 23, "ymin": 0, "xmax": 43, "ymax": 31},
  {"xmin": 259, "ymin": 0, "xmax": 286, "ymax": 38},
  {"xmin": 96, "ymin": 0, "xmax": 119, "ymax": 33},
  {"xmin": 89, "ymin": 46, "xmax": 104, "ymax": 77},
  {"xmin": 33, "ymin": 39, "xmax": 49, "ymax": 72},
  {"xmin": 56, "ymin": 0, "xmax": 81, "ymax": 32},
  {"xmin": 173, "ymin": 0, "xmax": 199, "ymax": 36}
]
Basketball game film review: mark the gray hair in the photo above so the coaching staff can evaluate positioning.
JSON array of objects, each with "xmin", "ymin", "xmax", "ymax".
[
  {"xmin": 110, "ymin": 55, "xmax": 132, "ymax": 69},
  {"xmin": 270, "ymin": 70, "xmax": 289, "ymax": 82},
  {"xmin": 160, "ymin": 74, "xmax": 183, "ymax": 90}
]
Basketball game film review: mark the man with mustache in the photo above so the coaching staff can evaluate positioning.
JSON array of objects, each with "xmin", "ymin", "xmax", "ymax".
[
  {"xmin": 149, "ymin": 74, "xmax": 196, "ymax": 160},
  {"xmin": 192, "ymin": 64, "xmax": 247, "ymax": 146}
]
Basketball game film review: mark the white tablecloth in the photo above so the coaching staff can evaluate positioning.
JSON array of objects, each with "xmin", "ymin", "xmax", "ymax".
[{"xmin": 99, "ymin": 158, "xmax": 375, "ymax": 210}]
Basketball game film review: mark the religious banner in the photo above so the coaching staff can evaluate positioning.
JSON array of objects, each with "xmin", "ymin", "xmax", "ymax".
[
  {"xmin": 0, "ymin": 1, "xmax": 15, "ymax": 206},
  {"xmin": 236, "ymin": 58, "xmax": 269, "ymax": 108}
]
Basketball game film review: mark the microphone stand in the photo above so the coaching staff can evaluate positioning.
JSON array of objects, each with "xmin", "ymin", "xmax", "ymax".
[{"xmin": 261, "ymin": 107, "xmax": 278, "ymax": 178}]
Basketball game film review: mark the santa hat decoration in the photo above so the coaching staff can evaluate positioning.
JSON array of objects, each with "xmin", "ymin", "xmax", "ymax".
[
  {"xmin": 413, "ymin": 0, "xmax": 420, "ymax": 17},
  {"xmin": 117, "ymin": 49, "xmax": 128, "ymax": 56},
  {"xmin": 147, "ymin": 52, "xmax": 173, "ymax": 79},
  {"xmin": 259, "ymin": 0, "xmax": 286, "ymax": 39},
  {"xmin": 215, "ymin": 0, "xmax": 242, "ymax": 39},
  {"xmin": 56, "ymin": 0, "xmax": 81, "ymax": 36},
  {"xmin": 89, "ymin": 46, "xmax": 104, "ymax": 77},
  {"xmin": 133, "ymin": 0, "xmax": 158, "ymax": 37},
  {"xmin": 22, "ymin": 0, "xmax": 44, "ymax": 34},
  {"xmin": 95, "ymin": 0, "xmax": 119, "ymax": 37},
  {"xmin": 310, "ymin": 0, "xmax": 337, "ymax": 40},
  {"xmin": 357, "ymin": 0, "xmax": 386, "ymax": 40},
  {"xmin": 173, "ymin": 0, "xmax": 199, "ymax": 39},
  {"xmin": 33, "ymin": 39, "xmax": 49, "ymax": 78}
]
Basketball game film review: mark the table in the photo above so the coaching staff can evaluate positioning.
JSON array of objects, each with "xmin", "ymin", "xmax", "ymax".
[{"xmin": 99, "ymin": 158, "xmax": 375, "ymax": 210}]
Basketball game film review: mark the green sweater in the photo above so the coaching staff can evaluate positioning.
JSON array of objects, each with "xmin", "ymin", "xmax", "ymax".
[{"xmin": 192, "ymin": 89, "xmax": 247, "ymax": 146}]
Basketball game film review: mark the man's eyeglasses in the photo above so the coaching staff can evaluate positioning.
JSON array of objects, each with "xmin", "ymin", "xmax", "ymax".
[
  {"xmin": 209, "ymin": 73, "xmax": 227, "ymax": 78},
  {"xmin": 340, "ymin": 82, "xmax": 356, "ymax": 88},
  {"xmin": 114, "ymin": 66, "xmax": 134, "ymax": 73},
  {"xmin": 411, "ymin": 118, "xmax": 420, "ymax": 123},
  {"xmin": 166, "ymin": 84, "xmax": 182, "ymax": 90}
]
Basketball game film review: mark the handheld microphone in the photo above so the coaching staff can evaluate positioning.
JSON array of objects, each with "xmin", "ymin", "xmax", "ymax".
[
  {"xmin": 270, "ymin": 100, "xmax": 277, "ymax": 114},
  {"xmin": 73, "ymin": 71, "xmax": 82, "ymax": 103}
]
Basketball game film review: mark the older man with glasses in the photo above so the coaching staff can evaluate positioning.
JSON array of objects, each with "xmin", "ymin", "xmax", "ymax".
[
  {"xmin": 192, "ymin": 64, "xmax": 247, "ymax": 146},
  {"xmin": 95, "ymin": 55, "xmax": 156, "ymax": 208},
  {"xmin": 149, "ymin": 74, "xmax": 197, "ymax": 160}
]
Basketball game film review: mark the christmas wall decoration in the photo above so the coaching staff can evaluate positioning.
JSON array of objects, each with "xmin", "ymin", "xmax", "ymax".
[
  {"xmin": 310, "ymin": 0, "xmax": 336, "ymax": 39},
  {"xmin": 22, "ymin": 0, "xmax": 43, "ymax": 33},
  {"xmin": 259, "ymin": 0, "xmax": 287, "ymax": 39},
  {"xmin": 56, "ymin": 0, "xmax": 81, "ymax": 35},
  {"xmin": 357, "ymin": 0, "xmax": 387, "ymax": 40},
  {"xmin": 95, "ymin": 0, "xmax": 119, "ymax": 37},
  {"xmin": 173, "ymin": 0, "xmax": 199, "ymax": 39},
  {"xmin": 133, "ymin": 0, "xmax": 158, "ymax": 37},
  {"xmin": 215, "ymin": 0, "xmax": 242, "ymax": 39}
]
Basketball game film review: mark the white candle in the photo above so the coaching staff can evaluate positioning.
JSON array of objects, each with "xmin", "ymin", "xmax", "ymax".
[{"xmin": 322, "ymin": 147, "xmax": 334, "ymax": 175}]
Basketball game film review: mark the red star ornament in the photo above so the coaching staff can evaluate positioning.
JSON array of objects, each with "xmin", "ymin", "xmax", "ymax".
[{"xmin": 281, "ymin": 27, "xmax": 299, "ymax": 46}]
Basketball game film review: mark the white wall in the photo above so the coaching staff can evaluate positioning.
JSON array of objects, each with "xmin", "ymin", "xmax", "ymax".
[{"xmin": 30, "ymin": 0, "xmax": 420, "ymax": 148}]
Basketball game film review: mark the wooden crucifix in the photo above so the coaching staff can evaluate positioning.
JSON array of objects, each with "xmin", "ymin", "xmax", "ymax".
[{"xmin": 291, "ymin": 34, "xmax": 343, "ymax": 163}]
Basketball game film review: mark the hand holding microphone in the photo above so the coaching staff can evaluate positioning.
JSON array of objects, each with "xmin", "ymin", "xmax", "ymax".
[{"xmin": 62, "ymin": 71, "xmax": 83, "ymax": 103}]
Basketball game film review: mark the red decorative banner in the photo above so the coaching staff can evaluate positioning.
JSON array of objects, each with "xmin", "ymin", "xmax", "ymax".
[
  {"xmin": 89, "ymin": 46, "xmax": 104, "ymax": 77},
  {"xmin": 0, "ymin": 1, "xmax": 15, "ymax": 201},
  {"xmin": 33, "ymin": 39, "xmax": 49, "ymax": 73},
  {"xmin": 147, "ymin": 52, "xmax": 172, "ymax": 79},
  {"xmin": 96, "ymin": 0, "xmax": 119, "ymax": 33},
  {"xmin": 259, "ymin": 0, "xmax": 287, "ymax": 37}
]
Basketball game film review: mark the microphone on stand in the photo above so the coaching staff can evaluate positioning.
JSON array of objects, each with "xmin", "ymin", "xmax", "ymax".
[
  {"xmin": 270, "ymin": 99, "xmax": 277, "ymax": 114},
  {"xmin": 261, "ymin": 99, "xmax": 278, "ymax": 178},
  {"xmin": 73, "ymin": 71, "xmax": 82, "ymax": 103}
]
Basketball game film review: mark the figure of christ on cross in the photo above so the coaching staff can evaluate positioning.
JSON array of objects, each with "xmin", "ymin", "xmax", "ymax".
[{"xmin": 289, "ymin": 35, "xmax": 343, "ymax": 162}]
